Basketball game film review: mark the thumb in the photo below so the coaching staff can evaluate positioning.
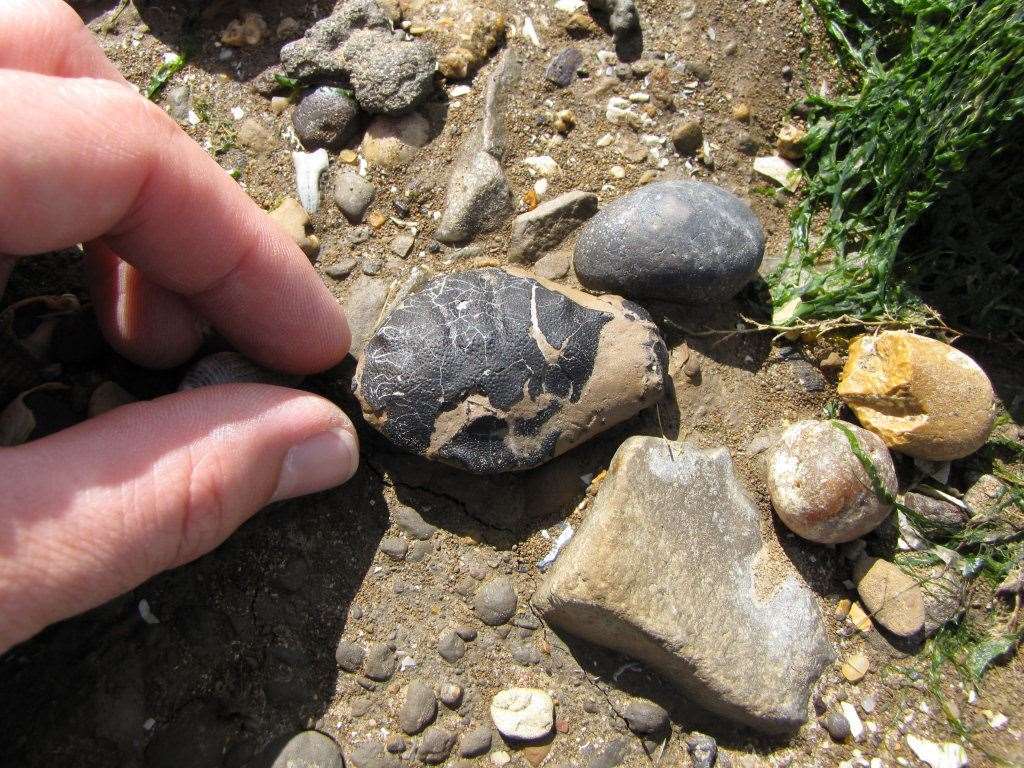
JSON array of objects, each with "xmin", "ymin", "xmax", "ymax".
[{"xmin": 0, "ymin": 385, "xmax": 359, "ymax": 651}]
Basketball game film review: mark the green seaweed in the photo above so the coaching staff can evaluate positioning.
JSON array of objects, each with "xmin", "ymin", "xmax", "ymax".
[{"xmin": 769, "ymin": 0, "xmax": 1024, "ymax": 337}]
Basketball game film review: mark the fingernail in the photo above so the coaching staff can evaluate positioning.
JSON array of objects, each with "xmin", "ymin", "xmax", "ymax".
[{"xmin": 272, "ymin": 428, "xmax": 359, "ymax": 502}]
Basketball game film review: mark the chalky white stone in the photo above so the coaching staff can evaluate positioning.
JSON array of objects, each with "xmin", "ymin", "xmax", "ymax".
[{"xmin": 490, "ymin": 688, "xmax": 554, "ymax": 740}]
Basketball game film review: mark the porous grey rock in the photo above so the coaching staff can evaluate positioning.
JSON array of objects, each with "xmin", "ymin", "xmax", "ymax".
[
  {"xmin": 435, "ymin": 52, "xmax": 520, "ymax": 243},
  {"xmin": 532, "ymin": 436, "xmax": 835, "ymax": 734},
  {"xmin": 474, "ymin": 576, "xmax": 517, "ymax": 625},
  {"xmin": 509, "ymin": 191, "xmax": 599, "ymax": 263},
  {"xmin": 335, "ymin": 638, "xmax": 365, "ymax": 671},
  {"xmin": 399, "ymin": 679, "xmax": 437, "ymax": 734},
  {"xmin": 293, "ymin": 87, "xmax": 360, "ymax": 150},
  {"xmin": 437, "ymin": 629, "xmax": 467, "ymax": 662},
  {"xmin": 364, "ymin": 642, "xmax": 398, "ymax": 681},
  {"xmin": 545, "ymin": 47, "xmax": 583, "ymax": 87},
  {"xmin": 280, "ymin": 0, "xmax": 391, "ymax": 81},
  {"xmin": 335, "ymin": 171, "xmax": 377, "ymax": 223},
  {"xmin": 354, "ymin": 268, "xmax": 667, "ymax": 473},
  {"xmin": 418, "ymin": 726, "xmax": 456, "ymax": 764},
  {"xmin": 574, "ymin": 181, "xmax": 765, "ymax": 303},
  {"xmin": 380, "ymin": 536, "xmax": 408, "ymax": 560},
  {"xmin": 458, "ymin": 726, "xmax": 493, "ymax": 757},
  {"xmin": 622, "ymin": 698, "xmax": 668, "ymax": 734},
  {"xmin": 259, "ymin": 731, "xmax": 345, "ymax": 768},
  {"xmin": 342, "ymin": 30, "xmax": 435, "ymax": 114},
  {"xmin": 344, "ymin": 276, "xmax": 390, "ymax": 359}
]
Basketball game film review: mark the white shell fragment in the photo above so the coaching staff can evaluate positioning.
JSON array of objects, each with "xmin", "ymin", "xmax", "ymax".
[
  {"xmin": 537, "ymin": 524, "xmax": 574, "ymax": 571},
  {"xmin": 491, "ymin": 688, "xmax": 554, "ymax": 740},
  {"xmin": 292, "ymin": 148, "xmax": 330, "ymax": 213},
  {"xmin": 138, "ymin": 599, "xmax": 160, "ymax": 625},
  {"xmin": 840, "ymin": 702, "xmax": 864, "ymax": 742},
  {"xmin": 906, "ymin": 735, "xmax": 969, "ymax": 768},
  {"xmin": 522, "ymin": 155, "xmax": 560, "ymax": 177},
  {"xmin": 522, "ymin": 16, "xmax": 541, "ymax": 47},
  {"xmin": 554, "ymin": 0, "xmax": 586, "ymax": 11},
  {"xmin": 754, "ymin": 155, "xmax": 801, "ymax": 192}
]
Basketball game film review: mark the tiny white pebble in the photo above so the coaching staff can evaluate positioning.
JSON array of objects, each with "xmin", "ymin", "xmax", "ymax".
[
  {"xmin": 230, "ymin": 106, "xmax": 245, "ymax": 120},
  {"xmin": 608, "ymin": 165, "xmax": 626, "ymax": 179}
]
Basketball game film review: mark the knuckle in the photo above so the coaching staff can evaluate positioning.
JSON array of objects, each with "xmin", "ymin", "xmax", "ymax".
[{"xmin": 172, "ymin": 448, "xmax": 233, "ymax": 567}]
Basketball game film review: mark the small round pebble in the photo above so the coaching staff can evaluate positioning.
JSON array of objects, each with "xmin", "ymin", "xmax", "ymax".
[
  {"xmin": 623, "ymin": 698, "xmax": 669, "ymax": 734},
  {"xmin": 768, "ymin": 419, "xmax": 896, "ymax": 544},
  {"xmin": 459, "ymin": 725, "xmax": 493, "ymax": 758},
  {"xmin": 437, "ymin": 629, "xmax": 467, "ymax": 662},
  {"xmin": 473, "ymin": 576, "xmax": 517, "ymax": 626},
  {"xmin": 363, "ymin": 643, "xmax": 398, "ymax": 681},
  {"xmin": 822, "ymin": 709, "xmax": 851, "ymax": 742},
  {"xmin": 418, "ymin": 726, "xmax": 456, "ymax": 764},
  {"xmin": 334, "ymin": 639, "xmax": 365, "ymax": 672},
  {"xmin": 440, "ymin": 682, "xmax": 464, "ymax": 708},
  {"xmin": 292, "ymin": 86, "xmax": 359, "ymax": 150}
]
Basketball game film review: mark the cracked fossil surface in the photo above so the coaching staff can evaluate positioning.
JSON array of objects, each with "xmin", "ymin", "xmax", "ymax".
[{"xmin": 353, "ymin": 267, "xmax": 667, "ymax": 473}]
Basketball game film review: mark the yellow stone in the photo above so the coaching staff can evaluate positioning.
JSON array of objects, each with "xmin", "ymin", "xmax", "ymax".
[
  {"xmin": 838, "ymin": 331, "xmax": 997, "ymax": 460},
  {"xmin": 841, "ymin": 652, "xmax": 870, "ymax": 683},
  {"xmin": 848, "ymin": 601, "xmax": 872, "ymax": 632},
  {"xmin": 835, "ymin": 598, "xmax": 852, "ymax": 620},
  {"xmin": 338, "ymin": 149, "xmax": 358, "ymax": 164},
  {"xmin": 732, "ymin": 103, "xmax": 751, "ymax": 122},
  {"xmin": 267, "ymin": 197, "xmax": 319, "ymax": 257}
]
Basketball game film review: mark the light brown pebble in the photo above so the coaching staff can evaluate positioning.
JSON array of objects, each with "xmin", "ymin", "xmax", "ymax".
[
  {"xmin": 367, "ymin": 211, "xmax": 387, "ymax": 228},
  {"xmin": 338, "ymin": 149, "xmax": 358, "ymax": 164},
  {"xmin": 848, "ymin": 602, "xmax": 872, "ymax": 632},
  {"xmin": 732, "ymin": 103, "xmax": 751, "ymax": 122},
  {"xmin": 838, "ymin": 331, "xmax": 997, "ymax": 460},
  {"xmin": 834, "ymin": 598, "xmax": 852, "ymax": 620},
  {"xmin": 853, "ymin": 556, "xmax": 925, "ymax": 638},
  {"xmin": 841, "ymin": 652, "xmax": 870, "ymax": 683}
]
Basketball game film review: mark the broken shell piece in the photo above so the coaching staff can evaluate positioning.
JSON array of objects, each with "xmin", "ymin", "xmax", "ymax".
[
  {"xmin": 179, "ymin": 351, "xmax": 302, "ymax": 391},
  {"xmin": 1, "ymin": 294, "xmax": 82, "ymax": 361},
  {"xmin": 537, "ymin": 524, "xmax": 574, "ymax": 571},
  {"xmin": 292, "ymin": 148, "xmax": 330, "ymax": 213},
  {"xmin": 754, "ymin": 155, "xmax": 801, "ymax": 192},
  {"xmin": 0, "ymin": 383, "xmax": 75, "ymax": 446}
]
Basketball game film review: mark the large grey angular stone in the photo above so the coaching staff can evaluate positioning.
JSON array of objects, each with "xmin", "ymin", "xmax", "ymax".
[
  {"xmin": 509, "ymin": 191, "xmax": 598, "ymax": 263},
  {"xmin": 574, "ymin": 181, "xmax": 765, "ymax": 304},
  {"xmin": 354, "ymin": 268, "xmax": 667, "ymax": 473},
  {"xmin": 435, "ymin": 51, "xmax": 520, "ymax": 243},
  {"xmin": 532, "ymin": 436, "xmax": 834, "ymax": 733},
  {"xmin": 435, "ymin": 151, "xmax": 513, "ymax": 244}
]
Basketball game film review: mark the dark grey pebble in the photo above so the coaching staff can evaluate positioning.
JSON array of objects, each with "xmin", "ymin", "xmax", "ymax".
[
  {"xmin": 687, "ymin": 732, "xmax": 717, "ymax": 768},
  {"xmin": 545, "ymin": 47, "xmax": 584, "ymax": 87},
  {"xmin": 455, "ymin": 627, "xmax": 478, "ymax": 642},
  {"xmin": 363, "ymin": 643, "xmax": 397, "ymax": 681},
  {"xmin": 293, "ymin": 86, "xmax": 360, "ymax": 150},
  {"xmin": 589, "ymin": 738, "xmax": 629, "ymax": 768},
  {"xmin": 437, "ymin": 629, "xmax": 467, "ymax": 662},
  {"xmin": 623, "ymin": 698, "xmax": 669, "ymax": 734},
  {"xmin": 399, "ymin": 679, "xmax": 437, "ymax": 734},
  {"xmin": 392, "ymin": 504, "xmax": 437, "ymax": 540},
  {"xmin": 418, "ymin": 726, "xmax": 456, "ymax": 764},
  {"xmin": 511, "ymin": 643, "xmax": 541, "ymax": 666},
  {"xmin": 574, "ymin": 181, "xmax": 765, "ymax": 304},
  {"xmin": 822, "ymin": 710, "xmax": 850, "ymax": 742},
  {"xmin": 458, "ymin": 725, "xmax": 492, "ymax": 758},
  {"xmin": 335, "ymin": 639, "xmax": 365, "ymax": 672},
  {"xmin": 380, "ymin": 536, "xmax": 409, "ymax": 560},
  {"xmin": 260, "ymin": 731, "xmax": 345, "ymax": 768},
  {"xmin": 473, "ymin": 576, "xmax": 517, "ymax": 626}
]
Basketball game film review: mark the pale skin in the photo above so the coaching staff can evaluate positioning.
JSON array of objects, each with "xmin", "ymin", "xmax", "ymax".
[{"xmin": 0, "ymin": 0, "xmax": 360, "ymax": 652}]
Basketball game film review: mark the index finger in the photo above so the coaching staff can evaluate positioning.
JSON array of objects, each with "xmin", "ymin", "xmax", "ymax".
[{"xmin": 0, "ymin": 70, "xmax": 349, "ymax": 374}]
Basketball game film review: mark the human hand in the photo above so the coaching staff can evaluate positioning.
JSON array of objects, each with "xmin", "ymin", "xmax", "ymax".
[{"xmin": 0, "ymin": 0, "xmax": 359, "ymax": 652}]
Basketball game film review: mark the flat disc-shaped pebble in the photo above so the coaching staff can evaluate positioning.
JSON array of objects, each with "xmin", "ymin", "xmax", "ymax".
[
  {"xmin": 354, "ymin": 268, "xmax": 666, "ymax": 473},
  {"xmin": 573, "ymin": 181, "xmax": 765, "ymax": 303}
]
